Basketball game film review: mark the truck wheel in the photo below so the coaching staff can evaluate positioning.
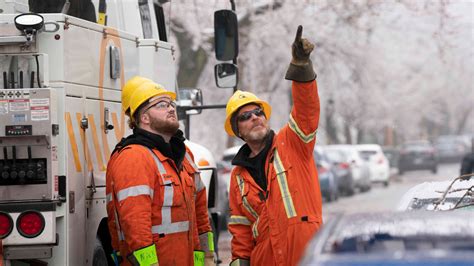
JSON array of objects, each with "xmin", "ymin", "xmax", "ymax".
[{"xmin": 93, "ymin": 238, "xmax": 108, "ymax": 266}]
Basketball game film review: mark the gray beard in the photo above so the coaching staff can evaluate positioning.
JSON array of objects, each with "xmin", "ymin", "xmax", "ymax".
[{"xmin": 244, "ymin": 126, "xmax": 269, "ymax": 142}]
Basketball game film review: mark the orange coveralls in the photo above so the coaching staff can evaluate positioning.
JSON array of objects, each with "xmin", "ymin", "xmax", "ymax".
[
  {"xmin": 228, "ymin": 80, "xmax": 322, "ymax": 265},
  {"xmin": 106, "ymin": 144, "xmax": 211, "ymax": 265}
]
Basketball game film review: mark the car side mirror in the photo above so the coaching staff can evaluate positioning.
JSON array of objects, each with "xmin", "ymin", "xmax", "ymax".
[
  {"xmin": 214, "ymin": 63, "xmax": 238, "ymax": 88},
  {"xmin": 214, "ymin": 9, "xmax": 238, "ymax": 61}
]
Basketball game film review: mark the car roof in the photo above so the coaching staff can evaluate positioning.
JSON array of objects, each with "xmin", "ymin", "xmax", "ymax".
[
  {"xmin": 329, "ymin": 211, "xmax": 474, "ymax": 239},
  {"xmin": 355, "ymin": 144, "xmax": 383, "ymax": 151},
  {"xmin": 301, "ymin": 211, "xmax": 474, "ymax": 265}
]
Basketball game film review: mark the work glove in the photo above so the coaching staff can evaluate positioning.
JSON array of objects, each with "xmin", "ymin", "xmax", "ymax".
[
  {"xmin": 204, "ymin": 252, "xmax": 217, "ymax": 266},
  {"xmin": 285, "ymin": 25, "xmax": 317, "ymax": 82}
]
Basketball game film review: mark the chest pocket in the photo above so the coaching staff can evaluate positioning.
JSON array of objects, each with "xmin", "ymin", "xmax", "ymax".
[
  {"xmin": 235, "ymin": 174, "xmax": 259, "ymax": 220},
  {"xmin": 158, "ymin": 173, "xmax": 184, "ymax": 207},
  {"xmin": 271, "ymin": 148, "xmax": 297, "ymax": 218},
  {"xmin": 146, "ymin": 148, "xmax": 184, "ymax": 207}
]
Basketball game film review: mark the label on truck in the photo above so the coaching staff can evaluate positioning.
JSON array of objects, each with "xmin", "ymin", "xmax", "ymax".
[
  {"xmin": 9, "ymin": 99, "xmax": 29, "ymax": 112},
  {"xmin": 0, "ymin": 100, "xmax": 8, "ymax": 114},
  {"xmin": 30, "ymin": 98, "xmax": 50, "ymax": 121}
]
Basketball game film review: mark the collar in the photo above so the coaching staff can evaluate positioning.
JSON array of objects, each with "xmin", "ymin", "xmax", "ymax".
[
  {"xmin": 232, "ymin": 130, "xmax": 275, "ymax": 169},
  {"xmin": 116, "ymin": 128, "xmax": 187, "ymax": 169}
]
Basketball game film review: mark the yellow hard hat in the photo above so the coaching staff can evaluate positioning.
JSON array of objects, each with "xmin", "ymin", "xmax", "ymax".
[
  {"xmin": 129, "ymin": 81, "xmax": 176, "ymax": 117},
  {"xmin": 224, "ymin": 90, "xmax": 271, "ymax": 136},
  {"xmin": 121, "ymin": 76, "xmax": 152, "ymax": 113}
]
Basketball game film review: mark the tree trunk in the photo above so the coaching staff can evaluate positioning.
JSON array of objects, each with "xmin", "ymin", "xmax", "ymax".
[
  {"xmin": 172, "ymin": 23, "xmax": 209, "ymax": 88},
  {"xmin": 456, "ymin": 107, "xmax": 472, "ymax": 135}
]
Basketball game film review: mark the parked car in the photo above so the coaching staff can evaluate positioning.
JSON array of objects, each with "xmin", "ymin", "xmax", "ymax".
[
  {"xmin": 314, "ymin": 147, "xmax": 339, "ymax": 202},
  {"xmin": 397, "ymin": 175, "xmax": 474, "ymax": 211},
  {"xmin": 382, "ymin": 146, "xmax": 399, "ymax": 168},
  {"xmin": 398, "ymin": 140, "xmax": 438, "ymax": 175},
  {"xmin": 324, "ymin": 147, "xmax": 355, "ymax": 196},
  {"xmin": 435, "ymin": 135, "xmax": 471, "ymax": 163},
  {"xmin": 299, "ymin": 211, "xmax": 474, "ymax": 265},
  {"xmin": 356, "ymin": 144, "xmax": 390, "ymax": 186},
  {"xmin": 325, "ymin": 145, "xmax": 371, "ymax": 193}
]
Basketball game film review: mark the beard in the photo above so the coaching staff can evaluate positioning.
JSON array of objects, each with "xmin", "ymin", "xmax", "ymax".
[
  {"xmin": 242, "ymin": 124, "xmax": 269, "ymax": 142},
  {"xmin": 150, "ymin": 114, "xmax": 179, "ymax": 136}
]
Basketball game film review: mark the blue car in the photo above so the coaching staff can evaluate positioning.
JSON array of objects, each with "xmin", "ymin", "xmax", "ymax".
[
  {"xmin": 314, "ymin": 147, "xmax": 339, "ymax": 202},
  {"xmin": 299, "ymin": 211, "xmax": 474, "ymax": 265}
]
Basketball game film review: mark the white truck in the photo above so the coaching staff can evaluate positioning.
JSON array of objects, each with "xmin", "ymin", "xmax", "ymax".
[{"xmin": 0, "ymin": 0, "xmax": 238, "ymax": 264}]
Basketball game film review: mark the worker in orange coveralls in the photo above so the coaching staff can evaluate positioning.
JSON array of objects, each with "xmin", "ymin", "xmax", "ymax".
[
  {"xmin": 106, "ymin": 80, "xmax": 215, "ymax": 266},
  {"xmin": 225, "ymin": 25, "xmax": 322, "ymax": 266}
]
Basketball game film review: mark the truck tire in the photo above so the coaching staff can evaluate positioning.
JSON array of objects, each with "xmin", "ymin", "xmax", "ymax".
[{"xmin": 93, "ymin": 238, "xmax": 109, "ymax": 266}]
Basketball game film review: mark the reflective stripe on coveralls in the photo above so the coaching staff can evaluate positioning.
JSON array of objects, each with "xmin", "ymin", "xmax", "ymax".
[
  {"xmin": 288, "ymin": 113, "xmax": 317, "ymax": 143},
  {"xmin": 236, "ymin": 175, "xmax": 259, "ymax": 219},
  {"xmin": 146, "ymin": 148, "xmax": 190, "ymax": 234},
  {"xmin": 236, "ymin": 175, "xmax": 261, "ymax": 238},
  {"xmin": 184, "ymin": 152, "xmax": 215, "ymax": 254},
  {"xmin": 273, "ymin": 148, "xmax": 297, "ymax": 218},
  {"xmin": 230, "ymin": 259, "xmax": 250, "ymax": 266},
  {"xmin": 228, "ymin": 215, "xmax": 251, "ymax": 226},
  {"xmin": 106, "ymin": 193, "xmax": 125, "ymax": 241},
  {"xmin": 114, "ymin": 185, "xmax": 157, "ymax": 238},
  {"xmin": 184, "ymin": 152, "xmax": 206, "ymax": 193}
]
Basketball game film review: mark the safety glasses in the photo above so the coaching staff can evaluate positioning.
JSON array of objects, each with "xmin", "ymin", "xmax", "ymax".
[
  {"xmin": 237, "ymin": 108, "xmax": 265, "ymax": 122},
  {"xmin": 144, "ymin": 100, "xmax": 176, "ymax": 113}
]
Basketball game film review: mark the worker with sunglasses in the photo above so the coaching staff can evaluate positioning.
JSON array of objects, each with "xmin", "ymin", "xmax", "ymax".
[
  {"xmin": 225, "ymin": 25, "xmax": 322, "ymax": 266},
  {"xmin": 106, "ymin": 81, "xmax": 215, "ymax": 266}
]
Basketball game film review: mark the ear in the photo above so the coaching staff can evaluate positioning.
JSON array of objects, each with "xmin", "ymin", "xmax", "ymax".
[{"xmin": 140, "ymin": 112, "xmax": 151, "ymax": 125}]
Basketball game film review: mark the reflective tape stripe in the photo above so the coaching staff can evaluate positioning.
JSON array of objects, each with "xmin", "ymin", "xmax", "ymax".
[
  {"xmin": 236, "ymin": 175, "xmax": 259, "ymax": 219},
  {"xmin": 116, "ymin": 185, "xmax": 154, "ymax": 202},
  {"xmin": 252, "ymin": 217, "xmax": 259, "ymax": 239},
  {"xmin": 106, "ymin": 193, "xmax": 113, "ymax": 204},
  {"xmin": 146, "ymin": 148, "xmax": 190, "ymax": 236},
  {"xmin": 288, "ymin": 114, "xmax": 317, "ymax": 143},
  {"xmin": 230, "ymin": 259, "xmax": 250, "ymax": 266},
  {"xmin": 147, "ymin": 148, "xmax": 167, "ymax": 173},
  {"xmin": 147, "ymin": 148, "xmax": 174, "ymax": 225},
  {"xmin": 228, "ymin": 215, "xmax": 251, "ymax": 226},
  {"xmin": 194, "ymin": 173, "xmax": 206, "ymax": 192},
  {"xmin": 273, "ymin": 149, "xmax": 297, "ymax": 218},
  {"xmin": 185, "ymin": 152, "xmax": 205, "ymax": 192},
  {"xmin": 113, "ymin": 207, "xmax": 125, "ymax": 241},
  {"xmin": 152, "ymin": 221, "xmax": 189, "ymax": 234},
  {"xmin": 185, "ymin": 152, "xmax": 200, "ymax": 172}
]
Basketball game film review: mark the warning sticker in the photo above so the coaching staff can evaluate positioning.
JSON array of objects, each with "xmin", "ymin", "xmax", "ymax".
[
  {"xmin": 31, "ymin": 106, "xmax": 49, "ymax": 121},
  {"xmin": 0, "ymin": 100, "xmax": 8, "ymax": 114},
  {"xmin": 30, "ymin": 98, "xmax": 50, "ymax": 107},
  {"xmin": 9, "ymin": 99, "xmax": 30, "ymax": 112}
]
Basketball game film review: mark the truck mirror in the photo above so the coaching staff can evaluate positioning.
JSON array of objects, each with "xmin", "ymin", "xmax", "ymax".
[
  {"xmin": 177, "ymin": 88, "xmax": 203, "ymax": 115},
  {"xmin": 214, "ymin": 63, "xmax": 238, "ymax": 88},
  {"xmin": 214, "ymin": 10, "xmax": 238, "ymax": 61}
]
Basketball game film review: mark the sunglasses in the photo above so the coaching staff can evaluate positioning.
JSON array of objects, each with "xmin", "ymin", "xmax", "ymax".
[
  {"xmin": 237, "ymin": 108, "xmax": 265, "ymax": 122},
  {"xmin": 144, "ymin": 100, "xmax": 176, "ymax": 112}
]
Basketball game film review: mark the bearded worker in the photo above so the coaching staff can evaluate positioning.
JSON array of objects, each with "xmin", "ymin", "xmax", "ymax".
[{"xmin": 225, "ymin": 25, "xmax": 322, "ymax": 266}]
